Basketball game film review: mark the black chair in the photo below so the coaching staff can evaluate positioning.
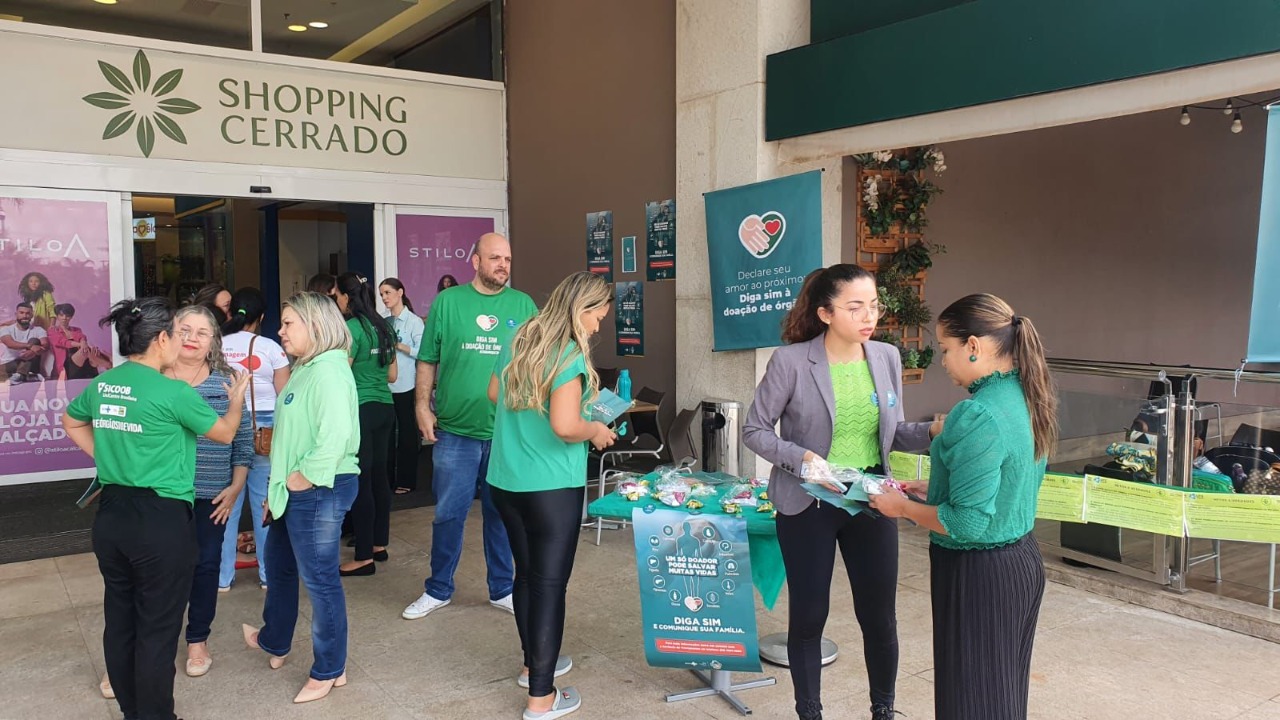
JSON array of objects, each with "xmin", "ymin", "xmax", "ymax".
[
  {"xmin": 1229, "ymin": 424, "xmax": 1280, "ymax": 452},
  {"xmin": 1060, "ymin": 464, "xmax": 1126, "ymax": 563}
]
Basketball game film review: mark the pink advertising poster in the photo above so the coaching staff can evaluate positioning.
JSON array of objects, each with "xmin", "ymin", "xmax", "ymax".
[
  {"xmin": 394, "ymin": 214, "xmax": 493, "ymax": 316},
  {"xmin": 0, "ymin": 196, "xmax": 113, "ymax": 481}
]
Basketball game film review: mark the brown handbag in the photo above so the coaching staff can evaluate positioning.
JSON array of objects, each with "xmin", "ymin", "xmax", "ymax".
[{"xmin": 249, "ymin": 335, "xmax": 273, "ymax": 456}]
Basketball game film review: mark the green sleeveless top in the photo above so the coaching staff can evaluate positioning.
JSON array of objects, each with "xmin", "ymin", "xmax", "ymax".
[{"xmin": 828, "ymin": 360, "xmax": 881, "ymax": 470}]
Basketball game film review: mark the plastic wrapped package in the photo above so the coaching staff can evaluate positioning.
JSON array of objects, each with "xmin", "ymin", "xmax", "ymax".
[{"xmin": 720, "ymin": 483, "xmax": 759, "ymax": 508}]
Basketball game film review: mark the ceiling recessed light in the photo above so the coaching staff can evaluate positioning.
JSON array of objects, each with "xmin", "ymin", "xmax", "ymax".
[
  {"xmin": 308, "ymin": 21, "xmax": 328, "ymax": 28},
  {"xmin": 287, "ymin": 24, "xmax": 307, "ymax": 32},
  {"xmin": 94, "ymin": 0, "xmax": 118, "ymax": 4}
]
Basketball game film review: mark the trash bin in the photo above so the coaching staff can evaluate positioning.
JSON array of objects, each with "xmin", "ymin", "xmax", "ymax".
[{"xmin": 701, "ymin": 399, "xmax": 742, "ymax": 476}]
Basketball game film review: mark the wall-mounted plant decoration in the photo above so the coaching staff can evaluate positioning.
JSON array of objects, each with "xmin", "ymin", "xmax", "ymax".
[{"xmin": 853, "ymin": 147, "xmax": 947, "ymax": 383}]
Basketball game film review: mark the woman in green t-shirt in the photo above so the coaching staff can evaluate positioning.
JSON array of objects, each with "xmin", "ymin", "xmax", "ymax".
[
  {"xmin": 870, "ymin": 294, "xmax": 1059, "ymax": 720},
  {"xmin": 334, "ymin": 272, "xmax": 397, "ymax": 576},
  {"xmin": 486, "ymin": 272, "xmax": 616, "ymax": 720},
  {"xmin": 62, "ymin": 297, "xmax": 249, "ymax": 720}
]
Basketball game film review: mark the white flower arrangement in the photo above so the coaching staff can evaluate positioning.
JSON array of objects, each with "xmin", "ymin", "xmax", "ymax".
[
  {"xmin": 925, "ymin": 147, "xmax": 946, "ymax": 173},
  {"xmin": 863, "ymin": 175, "xmax": 882, "ymax": 212},
  {"xmin": 872, "ymin": 150, "xmax": 894, "ymax": 164}
]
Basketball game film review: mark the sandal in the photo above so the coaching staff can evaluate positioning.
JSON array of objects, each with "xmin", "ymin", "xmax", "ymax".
[
  {"xmin": 523, "ymin": 687, "xmax": 581, "ymax": 719},
  {"xmin": 237, "ymin": 531, "xmax": 256, "ymax": 555},
  {"xmin": 394, "ymin": 487, "xmax": 413, "ymax": 495}
]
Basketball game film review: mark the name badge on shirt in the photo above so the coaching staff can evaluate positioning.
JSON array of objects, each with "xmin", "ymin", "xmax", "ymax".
[{"xmin": 870, "ymin": 391, "xmax": 898, "ymax": 409}]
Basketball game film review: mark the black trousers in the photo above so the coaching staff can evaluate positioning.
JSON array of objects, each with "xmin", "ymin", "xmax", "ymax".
[
  {"xmin": 93, "ymin": 485, "xmax": 196, "ymax": 720},
  {"xmin": 353, "ymin": 402, "xmax": 395, "ymax": 560},
  {"xmin": 390, "ymin": 390, "xmax": 420, "ymax": 491},
  {"xmin": 776, "ymin": 500, "xmax": 900, "ymax": 717},
  {"xmin": 491, "ymin": 484, "xmax": 584, "ymax": 698},
  {"xmin": 931, "ymin": 534, "xmax": 1045, "ymax": 720}
]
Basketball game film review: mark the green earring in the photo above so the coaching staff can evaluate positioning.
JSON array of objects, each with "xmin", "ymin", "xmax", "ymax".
[{"xmin": 969, "ymin": 354, "xmax": 977, "ymax": 363}]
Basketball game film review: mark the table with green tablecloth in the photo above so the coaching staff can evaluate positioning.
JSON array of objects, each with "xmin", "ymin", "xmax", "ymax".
[{"xmin": 587, "ymin": 477, "xmax": 786, "ymax": 611}]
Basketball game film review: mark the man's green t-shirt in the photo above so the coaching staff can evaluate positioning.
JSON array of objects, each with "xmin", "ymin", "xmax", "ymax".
[
  {"xmin": 419, "ymin": 284, "xmax": 537, "ymax": 440},
  {"xmin": 66, "ymin": 361, "xmax": 219, "ymax": 505},
  {"xmin": 348, "ymin": 316, "xmax": 393, "ymax": 405},
  {"xmin": 486, "ymin": 343, "xmax": 589, "ymax": 492}
]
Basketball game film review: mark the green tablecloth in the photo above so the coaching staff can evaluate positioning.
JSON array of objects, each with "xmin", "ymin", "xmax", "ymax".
[{"xmin": 588, "ymin": 479, "xmax": 786, "ymax": 611}]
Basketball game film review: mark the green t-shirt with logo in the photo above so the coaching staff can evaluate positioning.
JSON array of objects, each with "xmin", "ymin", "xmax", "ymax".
[
  {"xmin": 418, "ymin": 284, "xmax": 538, "ymax": 440},
  {"xmin": 66, "ymin": 361, "xmax": 219, "ymax": 505},
  {"xmin": 347, "ymin": 316, "xmax": 393, "ymax": 405},
  {"xmin": 487, "ymin": 342, "xmax": 589, "ymax": 492}
]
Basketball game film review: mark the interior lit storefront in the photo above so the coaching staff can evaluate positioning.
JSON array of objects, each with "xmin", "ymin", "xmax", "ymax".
[{"xmin": 0, "ymin": 2, "xmax": 506, "ymax": 560}]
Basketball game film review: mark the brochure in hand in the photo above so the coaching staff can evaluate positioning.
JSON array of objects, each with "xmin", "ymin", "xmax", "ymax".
[
  {"xmin": 588, "ymin": 388, "xmax": 634, "ymax": 426},
  {"xmin": 800, "ymin": 482, "xmax": 874, "ymax": 517},
  {"xmin": 75, "ymin": 477, "xmax": 102, "ymax": 509}
]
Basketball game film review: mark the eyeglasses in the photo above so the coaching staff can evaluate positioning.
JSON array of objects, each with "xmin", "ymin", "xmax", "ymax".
[
  {"xmin": 840, "ymin": 304, "xmax": 887, "ymax": 321},
  {"xmin": 177, "ymin": 328, "xmax": 214, "ymax": 342}
]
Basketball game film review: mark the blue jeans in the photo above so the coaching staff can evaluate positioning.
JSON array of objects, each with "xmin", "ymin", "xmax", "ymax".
[
  {"xmin": 219, "ymin": 412, "xmax": 272, "ymax": 587},
  {"xmin": 424, "ymin": 430, "xmax": 513, "ymax": 602},
  {"xmin": 258, "ymin": 474, "xmax": 358, "ymax": 681},
  {"xmin": 186, "ymin": 498, "xmax": 228, "ymax": 644}
]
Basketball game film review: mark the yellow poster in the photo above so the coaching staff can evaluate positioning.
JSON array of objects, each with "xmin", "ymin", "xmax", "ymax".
[
  {"xmin": 1082, "ymin": 475, "xmax": 1185, "ymax": 536},
  {"xmin": 1184, "ymin": 493, "xmax": 1280, "ymax": 543},
  {"xmin": 888, "ymin": 452, "xmax": 931, "ymax": 482},
  {"xmin": 1036, "ymin": 473, "xmax": 1087, "ymax": 523}
]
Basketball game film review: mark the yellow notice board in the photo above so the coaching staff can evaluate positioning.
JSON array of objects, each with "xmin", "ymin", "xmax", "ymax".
[
  {"xmin": 1184, "ymin": 493, "xmax": 1280, "ymax": 543},
  {"xmin": 888, "ymin": 452, "xmax": 931, "ymax": 481},
  {"xmin": 1082, "ymin": 475, "xmax": 1185, "ymax": 536},
  {"xmin": 1036, "ymin": 474, "xmax": 1087, "ymax": 523}
]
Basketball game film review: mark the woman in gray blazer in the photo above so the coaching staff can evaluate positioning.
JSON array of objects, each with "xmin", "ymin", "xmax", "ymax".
[{"xmin": 743, "ymin": 264, "xmax": 937, "ymax": 720}]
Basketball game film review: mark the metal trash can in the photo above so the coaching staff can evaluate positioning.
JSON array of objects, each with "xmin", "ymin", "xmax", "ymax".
[{"xmin": 701, "ymin": 399, "xmax": 742, "ymax": 476}]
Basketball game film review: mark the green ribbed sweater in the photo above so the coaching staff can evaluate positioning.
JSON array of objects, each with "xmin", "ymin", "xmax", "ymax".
[
  {"xmin": 828, "ymin": 361, "xmax": 881, "ymax": 470},
  {"xmin": 926, "ymin": 370, "xmax": 1047, "ymax": 550}
]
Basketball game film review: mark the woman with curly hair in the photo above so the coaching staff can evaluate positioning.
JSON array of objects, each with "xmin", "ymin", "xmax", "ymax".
[{"xmin": 18, "ymin": 271, "xmax": 56, "ymax": 329}]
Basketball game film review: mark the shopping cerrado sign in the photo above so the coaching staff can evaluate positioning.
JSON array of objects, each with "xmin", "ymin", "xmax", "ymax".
[{"xmin": 0, "ymin": 28, "xmax": 503, "ymax": 179}]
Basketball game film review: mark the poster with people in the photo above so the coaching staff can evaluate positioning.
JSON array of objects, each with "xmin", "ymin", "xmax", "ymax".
[
  {"xmin": 586, "ymin": 210, "xmax": 614, "ymax": 282},
  {"xmin": 394, "ymin": 213, "xmax": 488, "ymax": 317},
  {"xmin": 615, "ymin": 281, "xmax": 645, "ymax": 357},
  {"xmin": 631, "ymin": 507, "xmax": 762, "ymax": 673},
  {"xmin": 0, "ymin": 193, "xmax": 115, "ymax": 483},
  {"xmin": 646, "ymin": 199, "xmax": 676, "ymax": 281}
]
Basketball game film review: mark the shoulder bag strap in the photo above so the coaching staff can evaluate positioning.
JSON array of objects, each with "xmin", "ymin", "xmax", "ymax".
[{"xmin": 248, "ymin": 334, "xmax": 258, "ymax": 432}]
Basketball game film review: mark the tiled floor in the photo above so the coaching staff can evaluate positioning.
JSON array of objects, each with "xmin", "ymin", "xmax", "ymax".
[{"xmin": 5, "ymin": 505, "xmax": 1280, "ymax": 719}]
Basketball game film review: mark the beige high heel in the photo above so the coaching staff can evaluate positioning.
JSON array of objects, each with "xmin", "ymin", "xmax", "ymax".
[
  {"xmin": 99, "ymin": 674, "xmax": 114, "ymax": 699},
  {"xmin": 293, "ymin": 674, "xmax": 347, "ymax": 704},
  {"xmin": 241, "ymin": 624, "xmax": 287, "ymax": 669}
]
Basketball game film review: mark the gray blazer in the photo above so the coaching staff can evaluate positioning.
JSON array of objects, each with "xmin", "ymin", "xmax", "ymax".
[{"xmin": 743, "ymin": 336, "xmax": 933, "ymax": 516}]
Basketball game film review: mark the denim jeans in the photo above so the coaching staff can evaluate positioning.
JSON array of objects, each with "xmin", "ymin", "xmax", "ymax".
[
  {"xmin": 423, "ymin": 430, "xmax": 513, "ymax": 602},
  {"xmin": 258, "ymin": 473, "xmax": 358, "ymax": 681},
  {"xmin": 186, "ymin": 498, "xmax": 228, "ymax": 644},
  {"xmin": 219, "ymin": 412, "xmax": 272, "ymax": 588}
]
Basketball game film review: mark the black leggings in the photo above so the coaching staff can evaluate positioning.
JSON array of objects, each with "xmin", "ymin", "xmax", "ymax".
[
  {"xmin": 352, "ymin": 402, "xmax": 395, "ymax": 561},
  {"xmin": 491, "ymin": 484, "xmax": 585, "ymax": 697},
  {"xmin": 776, "ymin": 500, "xmax": 900, "ymax": 717},
  {"xmin": 390, "ymin": 390, "xmax": 420, "ymax": 491}
]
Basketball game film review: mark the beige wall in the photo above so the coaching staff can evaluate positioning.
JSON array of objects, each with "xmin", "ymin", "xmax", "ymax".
[
  {"xmin": 505, "ymin": 0, "xmax": 678, "ymax": 407},
  {"xmin": 900, "ymin": 102, "xmax": 1280, "ymax": 420}
]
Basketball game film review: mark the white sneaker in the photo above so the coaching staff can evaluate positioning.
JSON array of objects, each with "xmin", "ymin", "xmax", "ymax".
[
  {"xmin": 490, "ymin": 593, "xmax": 514, "ymax": 614},
  {"xmin": 402, "ymin": 592, "xmax": 450, "ymax": 620}
]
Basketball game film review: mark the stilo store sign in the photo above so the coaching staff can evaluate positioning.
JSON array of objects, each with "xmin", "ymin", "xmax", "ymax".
[{"xmin": 0, "ymin": 28, "xmax": 504, "ymax": 180}]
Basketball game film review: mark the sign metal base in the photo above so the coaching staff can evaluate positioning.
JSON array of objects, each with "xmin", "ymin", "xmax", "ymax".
[{"xmin": 665, "ymin": 668, "xmax": 777, "ymax": 716}]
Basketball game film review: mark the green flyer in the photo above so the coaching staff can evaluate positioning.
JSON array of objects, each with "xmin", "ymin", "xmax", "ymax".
[
  {"xmin": 1082, "ymin": 475, "xmax": 1185, "ymax": 536},
  {"xmin": 631, "ymin": 507, "xmax": 762, "ymax": 673},
  {"xmin": 615, "ymin": 281, "xmax": 644, "ymax": 356},
  {"xmin": 587, "ymin": 210, "xmax": 614, "ymax": 282},
  {"xmin": 646, "ymin": 199, "xmax": 676, "ymax": 280},
  {"xmin": 888, "ymin": 451, "xmax": 930, "ymax": 481},
  {"xmin": 621, "ymin": 235, "xmax": 638, "ymax": 274},
  {"xmin": 1036, "ymin": 473, "xmax": 1087, "ymax": 523},
  {"xmin": 1184, "ymin": 492, "xmax": 1280, "ymax": 543},
  {"xmin": 703, "ymin": 171, "xmax": 822, "ymax": 351}
]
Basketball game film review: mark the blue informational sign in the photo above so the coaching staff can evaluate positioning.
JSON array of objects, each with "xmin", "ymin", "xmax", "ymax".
[
  {"xmin": 631, "ymin": 507, "xmax": 762, "ymax": 673},
  {"xmin": 1248, "ymin": 107, "xmax": 1280, "ymax": 363}
]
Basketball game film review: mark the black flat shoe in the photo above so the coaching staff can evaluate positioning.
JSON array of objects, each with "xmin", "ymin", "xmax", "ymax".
[
  {"xmin": 373, "ymin": 550, "xmax": 389, "ymax": 562},
  {"xmin": 339, "ymin": 562, "xmax": 376, "ymax": 577}
]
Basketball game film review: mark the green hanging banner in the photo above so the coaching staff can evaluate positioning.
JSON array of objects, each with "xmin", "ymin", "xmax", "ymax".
[
  {"xmin": 646, "ymin": 199, "xmax": 676, "ymax": 280},
  {"xmin": 615, "ymin": 281, "xmax": 644, "ymax": 356},
  {"xmin": 703, "ymin": 171, "xmax": 823, "ymax": 351},
  {"xmin": 586, "ymin": 210, "xmax": 614, "ymax": 282}
]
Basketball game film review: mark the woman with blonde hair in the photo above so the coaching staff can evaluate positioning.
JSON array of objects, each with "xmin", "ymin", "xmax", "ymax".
[
  {"xmin": 241, "ymin": 291, "xmax": 360, "ymax": 705},
  {"xmin": 487, "ymin": 271, "xmax": 616, "ymax": 719},
  {"xmin": 871, "ymin": 293, "xmax": 1058, "ymax": 720}
]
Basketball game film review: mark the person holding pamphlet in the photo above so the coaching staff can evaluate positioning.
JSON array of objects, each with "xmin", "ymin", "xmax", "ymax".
[
  {"xmin": 870, "ymin": 294, "xmax": 1057, "ymax": 720},
  {"xmin": 486, "ymin": 272, "xmax": 616, "ymax": 719},
  {"xmin": 743, "ymin": 265, "xmax": 938, "ymax": 720},
  {"xmin": 62, "ymin": 297, "xmax": 250, "ymax": 720}
]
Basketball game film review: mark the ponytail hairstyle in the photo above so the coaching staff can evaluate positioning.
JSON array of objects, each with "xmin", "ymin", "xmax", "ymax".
[
  {"xmin": 503, "ymin": 271, "xmax": 611, "ymax": 413},
  {"xmin": 100, "ymin": 297, "xmax": 175, "ymax": 357},
  {"xmin": 336, "ymin": 272, "xmax": 395, "ymax": 367},
  {"xmin": 378, "ymin": 277, "xmax": 415, "ymax": 314},
  {"xmin": 221, "ymin": 287, "xmax": 267, "ymax": 336},
  {"xmin": 937, "ymin": 293, "xmax": 1059, "ymax": 459},
  {"xmin": 780, "ymin": 264, "xmax": 877, "ymax": 344}
]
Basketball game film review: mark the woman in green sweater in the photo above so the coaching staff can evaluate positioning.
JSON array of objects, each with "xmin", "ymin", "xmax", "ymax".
[
  {"xmin": 871, "ymin": 293, "xmax": 1058, "ymax": 720},
  {"xmin": 241, "ymin": 291, "xmax": 361, "ymax": 705}
]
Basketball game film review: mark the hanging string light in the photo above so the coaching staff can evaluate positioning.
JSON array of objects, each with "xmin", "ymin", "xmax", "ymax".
[{"xmin": 1177, "ymin": 96, "xmax": 1280, "ymax": 134}]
